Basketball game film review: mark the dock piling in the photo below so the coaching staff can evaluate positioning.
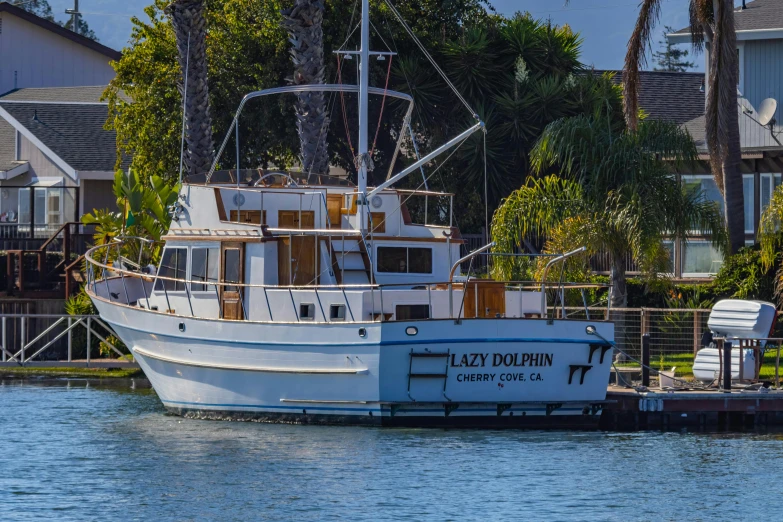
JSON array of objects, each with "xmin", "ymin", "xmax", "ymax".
[
  {"xmin": 723, "ymin": 340, "xmax": 732, "ymax": 392},
  {"xmin": 641, "ymin": 333, "xmax": 650, "ymax": 387}
]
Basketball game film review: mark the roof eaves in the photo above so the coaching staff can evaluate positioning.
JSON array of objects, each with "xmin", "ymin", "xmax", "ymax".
[{"xmin": 0, "ymin": 105, "xmax": 77, "ymax": 181}]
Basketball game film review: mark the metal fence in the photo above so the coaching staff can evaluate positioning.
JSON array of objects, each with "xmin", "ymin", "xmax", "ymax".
[
  {"xmin": 0, "ymin": 314, "xmax": 126, "ymax": 365},
  {"xmin": 564, "ymin": 307, "xmax": 712, "ymax": 362}
]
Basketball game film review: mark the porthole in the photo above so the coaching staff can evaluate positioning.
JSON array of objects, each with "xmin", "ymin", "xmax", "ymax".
[
  {"xmin": 358, "ymin": 328, "xmax": 367, "ymax": 338},
  {"xmin": 178, "ymin": 322, "xmax": 186, "ymax": 332},
  {"xmin": 405, "ymin": 326, "xmax": 418, "ymax": 336}
]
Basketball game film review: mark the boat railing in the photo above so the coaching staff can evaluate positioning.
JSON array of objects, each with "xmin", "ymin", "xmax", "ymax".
[{"xmin": 84, "ymin": 239, "xmax": 611, "ymax": 324}]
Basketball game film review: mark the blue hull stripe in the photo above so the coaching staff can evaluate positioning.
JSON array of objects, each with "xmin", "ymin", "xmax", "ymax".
[{"xmin": 163, "ymin": 400, "xmax": 586, "ymax": 414}]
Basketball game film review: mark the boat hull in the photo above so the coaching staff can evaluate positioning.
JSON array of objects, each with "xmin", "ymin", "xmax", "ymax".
[{"xmin": 94, "ymin": 299, "xmax": 614, "ymax": 429}]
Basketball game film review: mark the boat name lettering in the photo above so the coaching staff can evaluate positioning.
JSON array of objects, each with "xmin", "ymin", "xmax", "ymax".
[{"xmin": 449, "ymin": 353, "xmax": 553, "ymax": 368}]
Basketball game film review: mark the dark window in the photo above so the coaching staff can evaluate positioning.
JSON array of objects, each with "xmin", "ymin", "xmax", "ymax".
[
  {"xmin": 377, "ymin": 247, "xmax": 432, "ymax": 274},
  {"xmin": 191, "ymin": 248, "xmax": 219, "ymax": 291},
  {"xmin": 377, "ymin": 247, "xmax": 407, "ymax": 273},
  {"xmin": 396, "ymin": 304, "xmax": 430, "ymax": 320},
  {"xmin": 155, "ymin": 248, "xmax": 187, "ymax": 292},
  {"xmin": 408, "ymin": 248, "xmax": 432, "ymax": 274},
  {"xmin": 330, "ymin": 304, "xmax": 346, "ymax": 321},
  {"xmin": 300, "ymin": 303, "xmax": 315, "ymax": 320}
]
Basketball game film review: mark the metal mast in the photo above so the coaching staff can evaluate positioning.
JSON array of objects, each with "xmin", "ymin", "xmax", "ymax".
[{"xmin": 357, "ymin": 0, "xmax": 370, "ymax": 231}]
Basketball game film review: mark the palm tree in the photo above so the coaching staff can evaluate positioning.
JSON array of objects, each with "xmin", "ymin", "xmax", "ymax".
[
  {"xmin": 491, "ymin": 115, "xmax": 727, "ymax": 308},
  {"xmin": 758, "ymin": 185, "xmax": 783, "ymax": 304},
  {"xmin": 623, "ymin": 0, "xmax": 744, "ymax": 254},
  {"xmin": 166, "ymin": 0, "xmax": 215, "ymax": 176},
  {"xmin": 283, "ymin": 0, "xmax": 330, "ymax": 175}
]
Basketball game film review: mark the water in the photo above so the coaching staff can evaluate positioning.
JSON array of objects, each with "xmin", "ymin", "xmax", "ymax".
[{"xmin": 0, "ymin": 379, "xmax": 781, "ymax": 522}]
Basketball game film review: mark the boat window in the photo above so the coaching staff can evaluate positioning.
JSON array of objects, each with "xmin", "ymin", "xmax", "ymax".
[
  {"xmin": 155, "ymin": 248, "xmax": 187, "ymax": 292},
  {"xmin": 300, "ymin": 303, "xmax": 315, "ymax": 320},
  {"xmin": 377, "ymin": 247, "xmax": 432, "ymax": 274},
  {"xmin": 330, "ymin": 304, "xmax": 346, "ymax": 321},
  {"xmin": 223, "ymin": 248, "xmax": 241, "ymax": 292},
  {"xmin": 191, "ymin": 248, "xmax": 219, "ymax": 291},
  {"xmin": 396, "ymin": 304, "xmax": 430, "ymax": 320}
]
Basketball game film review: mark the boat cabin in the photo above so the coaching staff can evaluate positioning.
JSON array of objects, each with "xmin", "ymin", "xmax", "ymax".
[{"xmin": 114, "ymin": 169, "xmax": 548, "ymax": 323}]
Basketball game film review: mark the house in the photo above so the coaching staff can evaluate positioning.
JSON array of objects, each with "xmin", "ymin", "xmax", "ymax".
[
  {"xmin": 0, "ymin": 4, "xmax": 123, "ymax": 253},
  {"xmin": 0, "ymin": 2, "xmax": 119, "ymax": 94},
  {"xmin": 658, "ymin": 0, "xmax": 783, "ymax": 278},
  {"xmin": 0, "ymin": 86, "xmax": 124, "ymax": 246}
]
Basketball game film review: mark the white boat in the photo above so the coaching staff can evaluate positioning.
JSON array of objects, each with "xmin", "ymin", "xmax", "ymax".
[{"xmin": 85, "ymin": 0, "xmax": 615, "ymax": 428}]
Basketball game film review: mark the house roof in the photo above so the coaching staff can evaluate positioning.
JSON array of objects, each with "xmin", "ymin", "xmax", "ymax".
[
  {"xmin": 600, "ymin": 70, "xmax": 705, "ymax": 125},
  {"xmin": 602, "ymin": 70, "xmax": 782, "ymax": 153},
  {"xmin": 0, "ymin": 87, "xmax": 128, "ymax": 175},
  {"xmin": 672, "ymin": 0, "xmax": 783, "ymax": 35},
  {"xmin": 0, "ymin": 2, "xmax": 121, "ymax": 61},
  {"xmin": 0, "ymin": 86, "xmax": 109, "ymax": 104},
  {"xmin": 0, "ymin": 119, "xmax": 18, "ymax": 172}
]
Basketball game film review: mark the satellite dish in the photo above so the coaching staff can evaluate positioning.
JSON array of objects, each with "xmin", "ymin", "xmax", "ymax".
[{"xmin": 758, "ymin": 98, "xmax": 777, "ymax": 126}]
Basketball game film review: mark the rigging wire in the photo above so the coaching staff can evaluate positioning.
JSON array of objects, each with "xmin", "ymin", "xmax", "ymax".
[
  {"xmin": 382, "ymin": 0, "xmax": 478, "ymax": 119},
  {"xmin": 370, "ymin": 55, "xmax": 393, "ymax": 158}
]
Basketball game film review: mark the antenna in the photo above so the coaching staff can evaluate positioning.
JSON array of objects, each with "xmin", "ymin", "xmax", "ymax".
[{"xmin": 758, "ymin": 98, "xmax": 777, "ymax": 126}]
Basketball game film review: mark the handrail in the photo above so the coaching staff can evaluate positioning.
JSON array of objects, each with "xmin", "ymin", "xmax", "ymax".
[
  {"xmin": 540, "ymin": 247, "xmax": 587, "ymax": 319},
  {"xmin": 449, "ymin": 242, "xmax": 495, "ymax": 282},
  {"xmin": 36, "ymin": 221, "xmax": 80, "ymax": 252},
  {"xmin": 85, "ymin": 240, "xmax": 610, "ymax": 292}
]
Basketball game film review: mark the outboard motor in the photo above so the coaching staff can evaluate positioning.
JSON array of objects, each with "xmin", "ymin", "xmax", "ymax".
[{"xmin": 693, "ymin": 299, "xmax": 777, "ymax": 382}]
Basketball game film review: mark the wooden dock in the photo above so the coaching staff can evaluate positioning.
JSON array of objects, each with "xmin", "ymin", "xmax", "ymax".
[{"xmin": 601, "ymin": 386, "xmax": 783, "ymax": 430}]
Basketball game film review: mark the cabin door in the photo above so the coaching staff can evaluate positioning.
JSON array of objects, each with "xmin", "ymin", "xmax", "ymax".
[
  {"xmin": 220, "ymin": 242, "xmax": 245, "ymax": 320},
  {"xmin": 464, "ymin": 280, "xmax": 506, "ymax": 318},
  {"xmin": 278, "ymin": 211, "xmax": 317, "ymax": 286}
]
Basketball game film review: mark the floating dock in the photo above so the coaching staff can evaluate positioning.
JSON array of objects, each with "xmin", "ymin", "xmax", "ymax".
[{"xmin": 601, "ymin": 386, "xmax": 783, "ymax": 430}]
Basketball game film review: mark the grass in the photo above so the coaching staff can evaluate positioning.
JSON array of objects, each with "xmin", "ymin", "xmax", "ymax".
[
  {"xmin": 0, "ymin": 367, "xmax": 143, "ymax": 378},
  {"xmin": 618, "ymin": 350, "xmax": 783, "ymax": 381}
]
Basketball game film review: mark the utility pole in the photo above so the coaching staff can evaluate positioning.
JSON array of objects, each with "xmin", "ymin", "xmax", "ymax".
[{"xmin": 65, "ymin": 0, "xmax": 80, "ymax": 34}]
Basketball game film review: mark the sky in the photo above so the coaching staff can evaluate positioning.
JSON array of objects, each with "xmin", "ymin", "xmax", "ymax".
[{"xmin": 45, "ymin": 0, "xmax": 703, "ymax": 72}]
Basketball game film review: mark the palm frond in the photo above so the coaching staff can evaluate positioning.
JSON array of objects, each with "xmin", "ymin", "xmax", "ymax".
[{"xmin": 622, "ymin": 0, "xmax": 663, "ymax": 131}]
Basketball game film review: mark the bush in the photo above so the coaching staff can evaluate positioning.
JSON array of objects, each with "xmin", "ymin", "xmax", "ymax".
[{"xmin": 709, "ymin": 245, "xmax": 778, "ymax": 303}]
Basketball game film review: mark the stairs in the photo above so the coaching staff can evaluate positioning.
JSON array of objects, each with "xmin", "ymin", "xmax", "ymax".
[{"xmin": 330, "ymin": 237, "xmax": 373, "ymax": 285}]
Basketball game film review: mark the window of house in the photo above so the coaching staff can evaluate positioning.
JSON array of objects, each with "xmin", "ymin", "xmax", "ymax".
[
  {"xmin": 155, "ymin": 248, "xmax": 188, "ymax": 292},
  {"xmin": 191, "ymin": 247, "xmax": 219, "ymax": 292},
  {"xmin": 682, "ymin": 174, "xmax": 754, "ymax": 233},
  {"xmin": 395, "ymin": 304, "xmax": 430, "ymax": 320},
  {"xmin": 682, "ymin": 240, "xmax": 723, "ymax": 276},
  {"xmin": 662, "ymin": 240, "xmax": 675, "ymax": 275},
  {"xmin": 377, "ymin": 247, "xmax": 432, "ymax": 274},
  {"xmin": 761, "ymin": 173, "xmax": 782, "ymax": 215}
]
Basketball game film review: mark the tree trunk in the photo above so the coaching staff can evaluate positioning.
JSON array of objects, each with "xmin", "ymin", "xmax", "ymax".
[
  {"xmin": 166, "ymin": 0, "xmax": 215, "ymax": 176},
  {"xmin": 610, "ymin": 252, "xmax": 628, "ymax": 362},
  {"xmin": 283, "ymin": 0, "xmax": 330, "ymax": 176},
  {"xmin": 609, "ymin": 252, "xmax": 628, "ymax": 309},
  {"xmin": 706, "ymin": 0, "xmax": 744, "ymax": 253},
  {"xmin": 722, "ymin": 110, "xmax": 745, "ymax": 253}
]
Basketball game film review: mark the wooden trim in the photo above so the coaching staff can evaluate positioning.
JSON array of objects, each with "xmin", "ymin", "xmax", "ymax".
[
  {"xmin": 371, "ymin": 236, "xmax": 465, "ymax": 244},
  {"xmin": 213, "ymin": 188, "xmax": 228, "ymax": 221},
  {"xmin": 161, "ymin": 235, "xmax": 271, "ymax": 243}
]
